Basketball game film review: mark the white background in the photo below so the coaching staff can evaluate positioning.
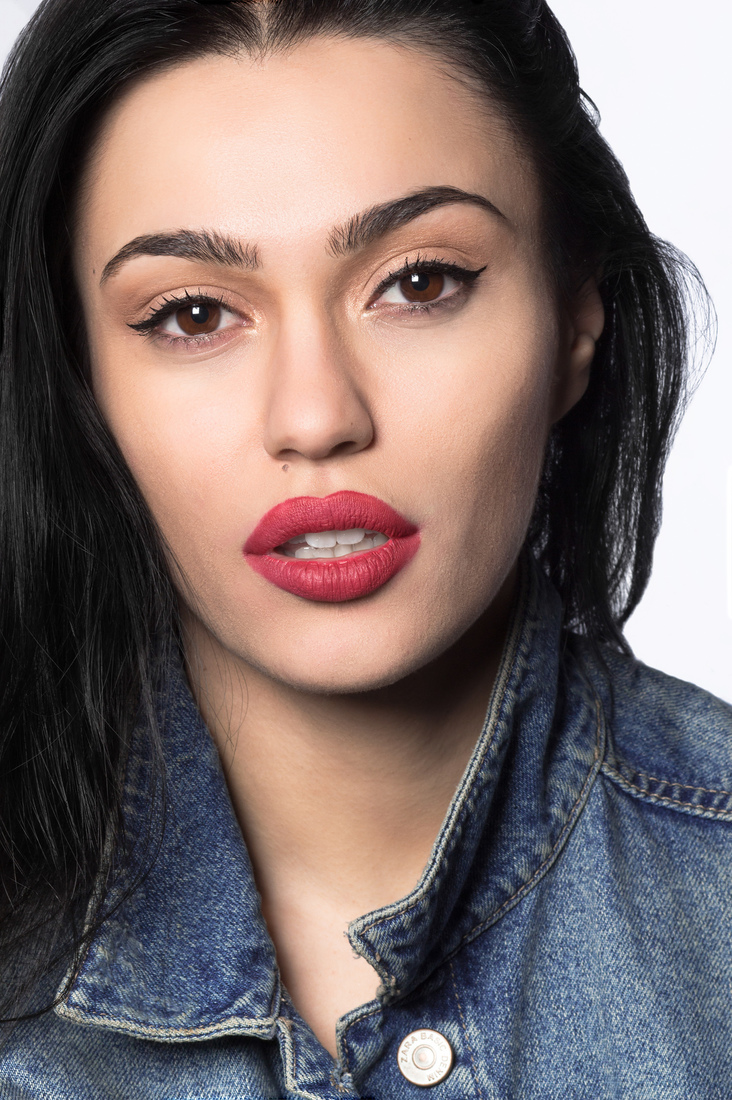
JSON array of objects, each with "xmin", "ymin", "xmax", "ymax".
[{"xmin": 1, "ymin": 0, "xmax": 730, "ymax": 702}]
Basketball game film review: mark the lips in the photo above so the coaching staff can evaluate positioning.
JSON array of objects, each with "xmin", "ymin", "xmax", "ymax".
[{"xmin": 244, "ymin": 490, "xmax": 420, "ymax": 602}]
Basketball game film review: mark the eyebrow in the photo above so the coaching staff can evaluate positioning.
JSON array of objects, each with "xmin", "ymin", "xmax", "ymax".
[
  {"xmin": 100, "ymin": 229, "xmax": 260, "ymax": 285},
  {"xmin": 99, "ymin": 186, "xmax": 505, "ymax": 285},
  {"xmin": 327, "ymin": 185, "xmax": 506, "ymax": 256}
]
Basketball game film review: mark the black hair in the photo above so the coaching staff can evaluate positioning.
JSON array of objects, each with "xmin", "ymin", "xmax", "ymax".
[{"xmin": 0, "ymin": 0, "xmax": 712, "ymax": 1022}]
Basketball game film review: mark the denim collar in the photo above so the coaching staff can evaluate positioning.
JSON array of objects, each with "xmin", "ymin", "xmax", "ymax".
[{"xmin": 56, "ymin": 554, "xmax": 605, "ymax": 1042}]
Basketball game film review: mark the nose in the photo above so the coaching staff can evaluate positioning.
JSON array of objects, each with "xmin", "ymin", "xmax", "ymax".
[{"xmin": 262, "ymin": 311, "xmax": 374, "ymax": 463}]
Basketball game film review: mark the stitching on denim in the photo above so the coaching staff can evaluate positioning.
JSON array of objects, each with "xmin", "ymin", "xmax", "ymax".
[
  {"xmin": 278, "ymin": 1017, "xmax": 294, "ymax": 1082},
  {"xmin": 449, "ymin": 959, "xmax": 484, "ymax": 1099},
  {"xmin": 448, "ymin": 690, "xmax": 605, "ymax": 954},
  {"xmin": 358, "ymin": 657, "xmax": 606, "ymax": 993},
  {"xmin": 277, "ymin": 1017, "xmax": 323, "ymax": 1100},
  {"xmin": 330, "ymin": 1067, "xmax": 355, "ymax": 1096},
  {"xmin": 365, "ymin": 689, "xmax": 604, "ymax": 998},
  {"xmin": 54, "ymin": 999, "xmax": 274, "ymax": 1039},
  {"xmin": 340, "ymin": 1003, "xmax": 382, "ymax": 1072},
  {"xmin": 601, "ymin": 762, "xmax": 732, "ymax": 820},
  {"xmin": 343, "ymin": 631, "xmax": 605, "ymax": 1047},
  {"xmin": 292, "ymin": 1017, "xmax": 299, "ymax": 1082},
  {"xmin": 356, "ymin": 698, "xmax": 515, "ymax": 942},
  {"xmin": 609, "ymin": 762, "xmax": 732, "ymax": 798}
]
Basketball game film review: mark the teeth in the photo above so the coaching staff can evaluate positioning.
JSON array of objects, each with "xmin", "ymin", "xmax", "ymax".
[
  {"xmin": 286, "ymin": 527, "xmax": 374, "ymax": 547},
  {"xmin": 280, "ymin": 527, "xmax": 389, "ymax": 559},
  {"xmin": 334, "ymin": 528, "xmax": 366, "ymax": 545},
  {"xmin": 304, "ymin": 531, "xmax": 337, "ymax": 548}
]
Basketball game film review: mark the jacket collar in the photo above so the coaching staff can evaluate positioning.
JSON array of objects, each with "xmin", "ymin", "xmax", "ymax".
[
  {"xmin": 56, "ymin": 656, "xmax": 281, "ymax": 1041},
  {"xmin": 56, "ymin": 553, "xmax": 604, "ymax": 1041},
  {"xmin": 348, "ymin": 557, "xmax": 605, "ymax": 1003}
]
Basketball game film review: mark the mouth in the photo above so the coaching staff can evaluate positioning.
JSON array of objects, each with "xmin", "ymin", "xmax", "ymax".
[{"xmin": 244, "ymin": 490, "xmax": 420, "ymax": 602}]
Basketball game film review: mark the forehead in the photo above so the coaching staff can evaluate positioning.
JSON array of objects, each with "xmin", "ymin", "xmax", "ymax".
[{"xmin": 76, "ymin": 36, "xmax": 540, "ymax": 261}]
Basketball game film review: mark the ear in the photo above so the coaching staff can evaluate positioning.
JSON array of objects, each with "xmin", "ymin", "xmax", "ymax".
[{"xmin": 550, "ymin": 276, "xmax": 605, "ymax": 424}]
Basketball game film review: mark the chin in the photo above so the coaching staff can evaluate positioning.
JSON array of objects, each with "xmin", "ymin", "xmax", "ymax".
[
  {"xmin": 237, "ymin": 599, "xmax": 483, "ymax": 697},
  {"xmin": 245, "ymin": 640, "xmax": 434, "ymax": 696},
  {"xmin": 181, "ymin": 561, "xmax": 510, "ymax": 698}
]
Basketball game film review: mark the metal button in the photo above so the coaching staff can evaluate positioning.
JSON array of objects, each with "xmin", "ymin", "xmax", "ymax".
[{"xmin": 397, "ymin": 1029, "xmax": 453, "ymax": 1086}]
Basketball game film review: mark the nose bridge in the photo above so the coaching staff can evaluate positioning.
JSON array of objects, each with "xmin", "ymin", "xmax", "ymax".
[{"xmin": 262, "ymin": 298, "xmax": 374, "ymax": 462}]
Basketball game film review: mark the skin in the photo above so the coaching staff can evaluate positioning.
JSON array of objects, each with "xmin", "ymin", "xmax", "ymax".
[{"xmin": 73, "ymin": 37, "xmax": 604, "ymax": 1058}]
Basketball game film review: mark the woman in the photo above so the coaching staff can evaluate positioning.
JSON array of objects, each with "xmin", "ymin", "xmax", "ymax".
[{"xmin": 1, "ymin": 0, "xmax": 730, "ymax": 1096}]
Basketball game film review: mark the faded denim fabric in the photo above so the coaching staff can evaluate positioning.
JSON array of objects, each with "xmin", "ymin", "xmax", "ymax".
[{"xmin": 3, "ymin": 555, "xmax": 732, "ymax": 1099}]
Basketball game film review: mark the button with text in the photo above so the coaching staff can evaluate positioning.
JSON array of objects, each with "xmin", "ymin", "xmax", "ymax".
[{"xmin": 397, "ymin": 1029, "xmax": 453, "ymax": 1086}]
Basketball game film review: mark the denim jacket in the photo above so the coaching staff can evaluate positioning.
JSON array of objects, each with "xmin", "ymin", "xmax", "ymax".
[{"xmin": 3, "ymin": 557, "xmax": 732, "ymax": 1099}]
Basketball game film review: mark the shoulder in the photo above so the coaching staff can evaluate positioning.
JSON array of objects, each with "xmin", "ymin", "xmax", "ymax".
[{"xmin": 580, "ymin": 643, "xmax": 732, "ymax": 820}]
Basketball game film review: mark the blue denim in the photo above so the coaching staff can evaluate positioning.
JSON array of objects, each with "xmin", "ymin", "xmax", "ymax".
[{"xmin": 3, "ymin": 555, "xmax": 732, "ymax": 1098}]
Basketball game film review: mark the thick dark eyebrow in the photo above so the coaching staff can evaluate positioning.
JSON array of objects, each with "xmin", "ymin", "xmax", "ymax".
[
  {"xmin": 100, "ymin": 229, "xmax": 260, "ymax": 285},
  {"xmin": 100, "ymin": 186, "xmax": 505, "ymax": 285},
  {"xmin": 327, "ymin": 185, "xmax": 507, "ymax": 256}
]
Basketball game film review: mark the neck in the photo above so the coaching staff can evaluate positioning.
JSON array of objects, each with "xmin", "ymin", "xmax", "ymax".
[{"xmin": 182, "ymin": 567, "xmax": 517, "ymax": 915}]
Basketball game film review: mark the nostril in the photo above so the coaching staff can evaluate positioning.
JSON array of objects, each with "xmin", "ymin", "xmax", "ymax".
[{"xmin": 330, "ymin": 438, "xmax": 366, "ymax": 457}]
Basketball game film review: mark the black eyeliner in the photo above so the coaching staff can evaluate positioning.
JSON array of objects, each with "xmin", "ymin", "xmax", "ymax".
[
  {"xmin": 372, "ymin": 256, "xmax": 487, "ymax": 300},
  {"xmin": 128, "ymin": 290, "xmax": 229, "ymax": 335}
]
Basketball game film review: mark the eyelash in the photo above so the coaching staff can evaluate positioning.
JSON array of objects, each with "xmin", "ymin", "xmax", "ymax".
[
  {"xmin": 371, "ymin": 255, "xmax": 487, "ymax": 314},
  {"xmin": 128, "ymin": 256, "xmax": 487, "ymax": 346},
  {"xmin": 128, "ymin": 289, "xmax": 235, "ymax": 346}
]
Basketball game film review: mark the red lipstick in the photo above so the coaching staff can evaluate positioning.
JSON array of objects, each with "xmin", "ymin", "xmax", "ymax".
[{"xmin": 244, "ymin": 491, "xmax": 420, "ymax": 602}]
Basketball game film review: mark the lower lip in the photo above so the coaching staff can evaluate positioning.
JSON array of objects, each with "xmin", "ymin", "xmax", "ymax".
[{"xmin": 245, "ymin": 534, "xmax": 420, "ymax": 602}]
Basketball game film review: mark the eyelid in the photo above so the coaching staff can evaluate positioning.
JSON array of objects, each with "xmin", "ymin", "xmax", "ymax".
[
  {"xmin": 369, "ymin": 255, "xmax": 487, "ymax": 305},
  {"xmin": 127, "ymin": 288, "xmax": 246, "ymax": 335}
]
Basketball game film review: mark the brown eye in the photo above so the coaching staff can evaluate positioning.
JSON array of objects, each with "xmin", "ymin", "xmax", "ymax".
[
  {"xmin": 398, "ymin": 271, "xmax": 445, "ymax": 303},
  {"xmin": 174, "ymin": 302, "xmax": 222, "ymax": 335}
]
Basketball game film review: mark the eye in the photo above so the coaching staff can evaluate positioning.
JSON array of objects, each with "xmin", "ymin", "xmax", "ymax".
[
  {"xmin": 378, "ymin": 270, "xmax": 459, "ymax": 306},
  {"xmin": 369, "ymin": 258, "xmax": 487, "ymax": 314},
  {"xmin": 160, "ymin": 301, "xmax": 236, "ymax": 337}
]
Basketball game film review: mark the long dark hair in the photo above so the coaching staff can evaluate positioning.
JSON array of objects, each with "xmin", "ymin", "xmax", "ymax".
[{"xmin": 0, "ymin": 0, "xmax": 711, "ymax": 1022}]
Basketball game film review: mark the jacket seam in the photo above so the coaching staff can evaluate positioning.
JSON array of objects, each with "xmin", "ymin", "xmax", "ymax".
[
  {"xmin": 54, "ymin": 1000, "xmax": 275, "ymax": 1041},
  {"xmin": 277, "ymin": 1018, "xmax": 324, "ymax": 1100},
  {"xmin": 439, "ymin": 686, "xmax": 605, "ymax": 965},
  {"xmin": 600, "ymin": 761, "xmax": 732, "ymax": 820},
  {"xmin": 339, "ymin": 1003, "xmax": 382, "ymax": 1078},
  {"xmin": 362, "ymin": 685, "xmax": 603, "ymax": 1027},
  {"xmin": 631, "ymin": 773, "xmax": 732, "ymax": 796}
]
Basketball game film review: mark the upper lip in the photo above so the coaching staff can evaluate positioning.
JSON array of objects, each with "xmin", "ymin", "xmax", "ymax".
[{"xmin": 244, "ymin": 490, "xmax": 418, "ymax": 555}]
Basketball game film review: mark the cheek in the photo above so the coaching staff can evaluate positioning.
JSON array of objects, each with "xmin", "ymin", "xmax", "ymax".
[
  {"xmin": 384, "ymin": 316, "xmax": 555, "ymax": 541},
  {"xmin": 90, "ymin": 350, "xmax": 257, "ymax": 560}
]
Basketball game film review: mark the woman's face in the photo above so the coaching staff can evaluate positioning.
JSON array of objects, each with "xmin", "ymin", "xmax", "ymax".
[{"xmin": 74, "ymin": 37, "xmax": 598, "ymax": 693}]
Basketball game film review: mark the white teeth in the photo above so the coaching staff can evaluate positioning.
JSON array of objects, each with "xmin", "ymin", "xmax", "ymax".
[
  {"xmin": 280, "ymin": 527, "xmax": 389, "ymax": 559},
  {"xmin": 295, "ymin": 528, "xmax": 371, "ymax": 547},
  {"xmin": 295, "ymin": 547, "xmax": 334, "ymax": 563},
  {"xmin": 304, "ymin": 531, "xmax": 337, "ymax": 548},
  {"xmin": 334, "ymin": 528, "xmax": 366, "ymax": 545}
]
